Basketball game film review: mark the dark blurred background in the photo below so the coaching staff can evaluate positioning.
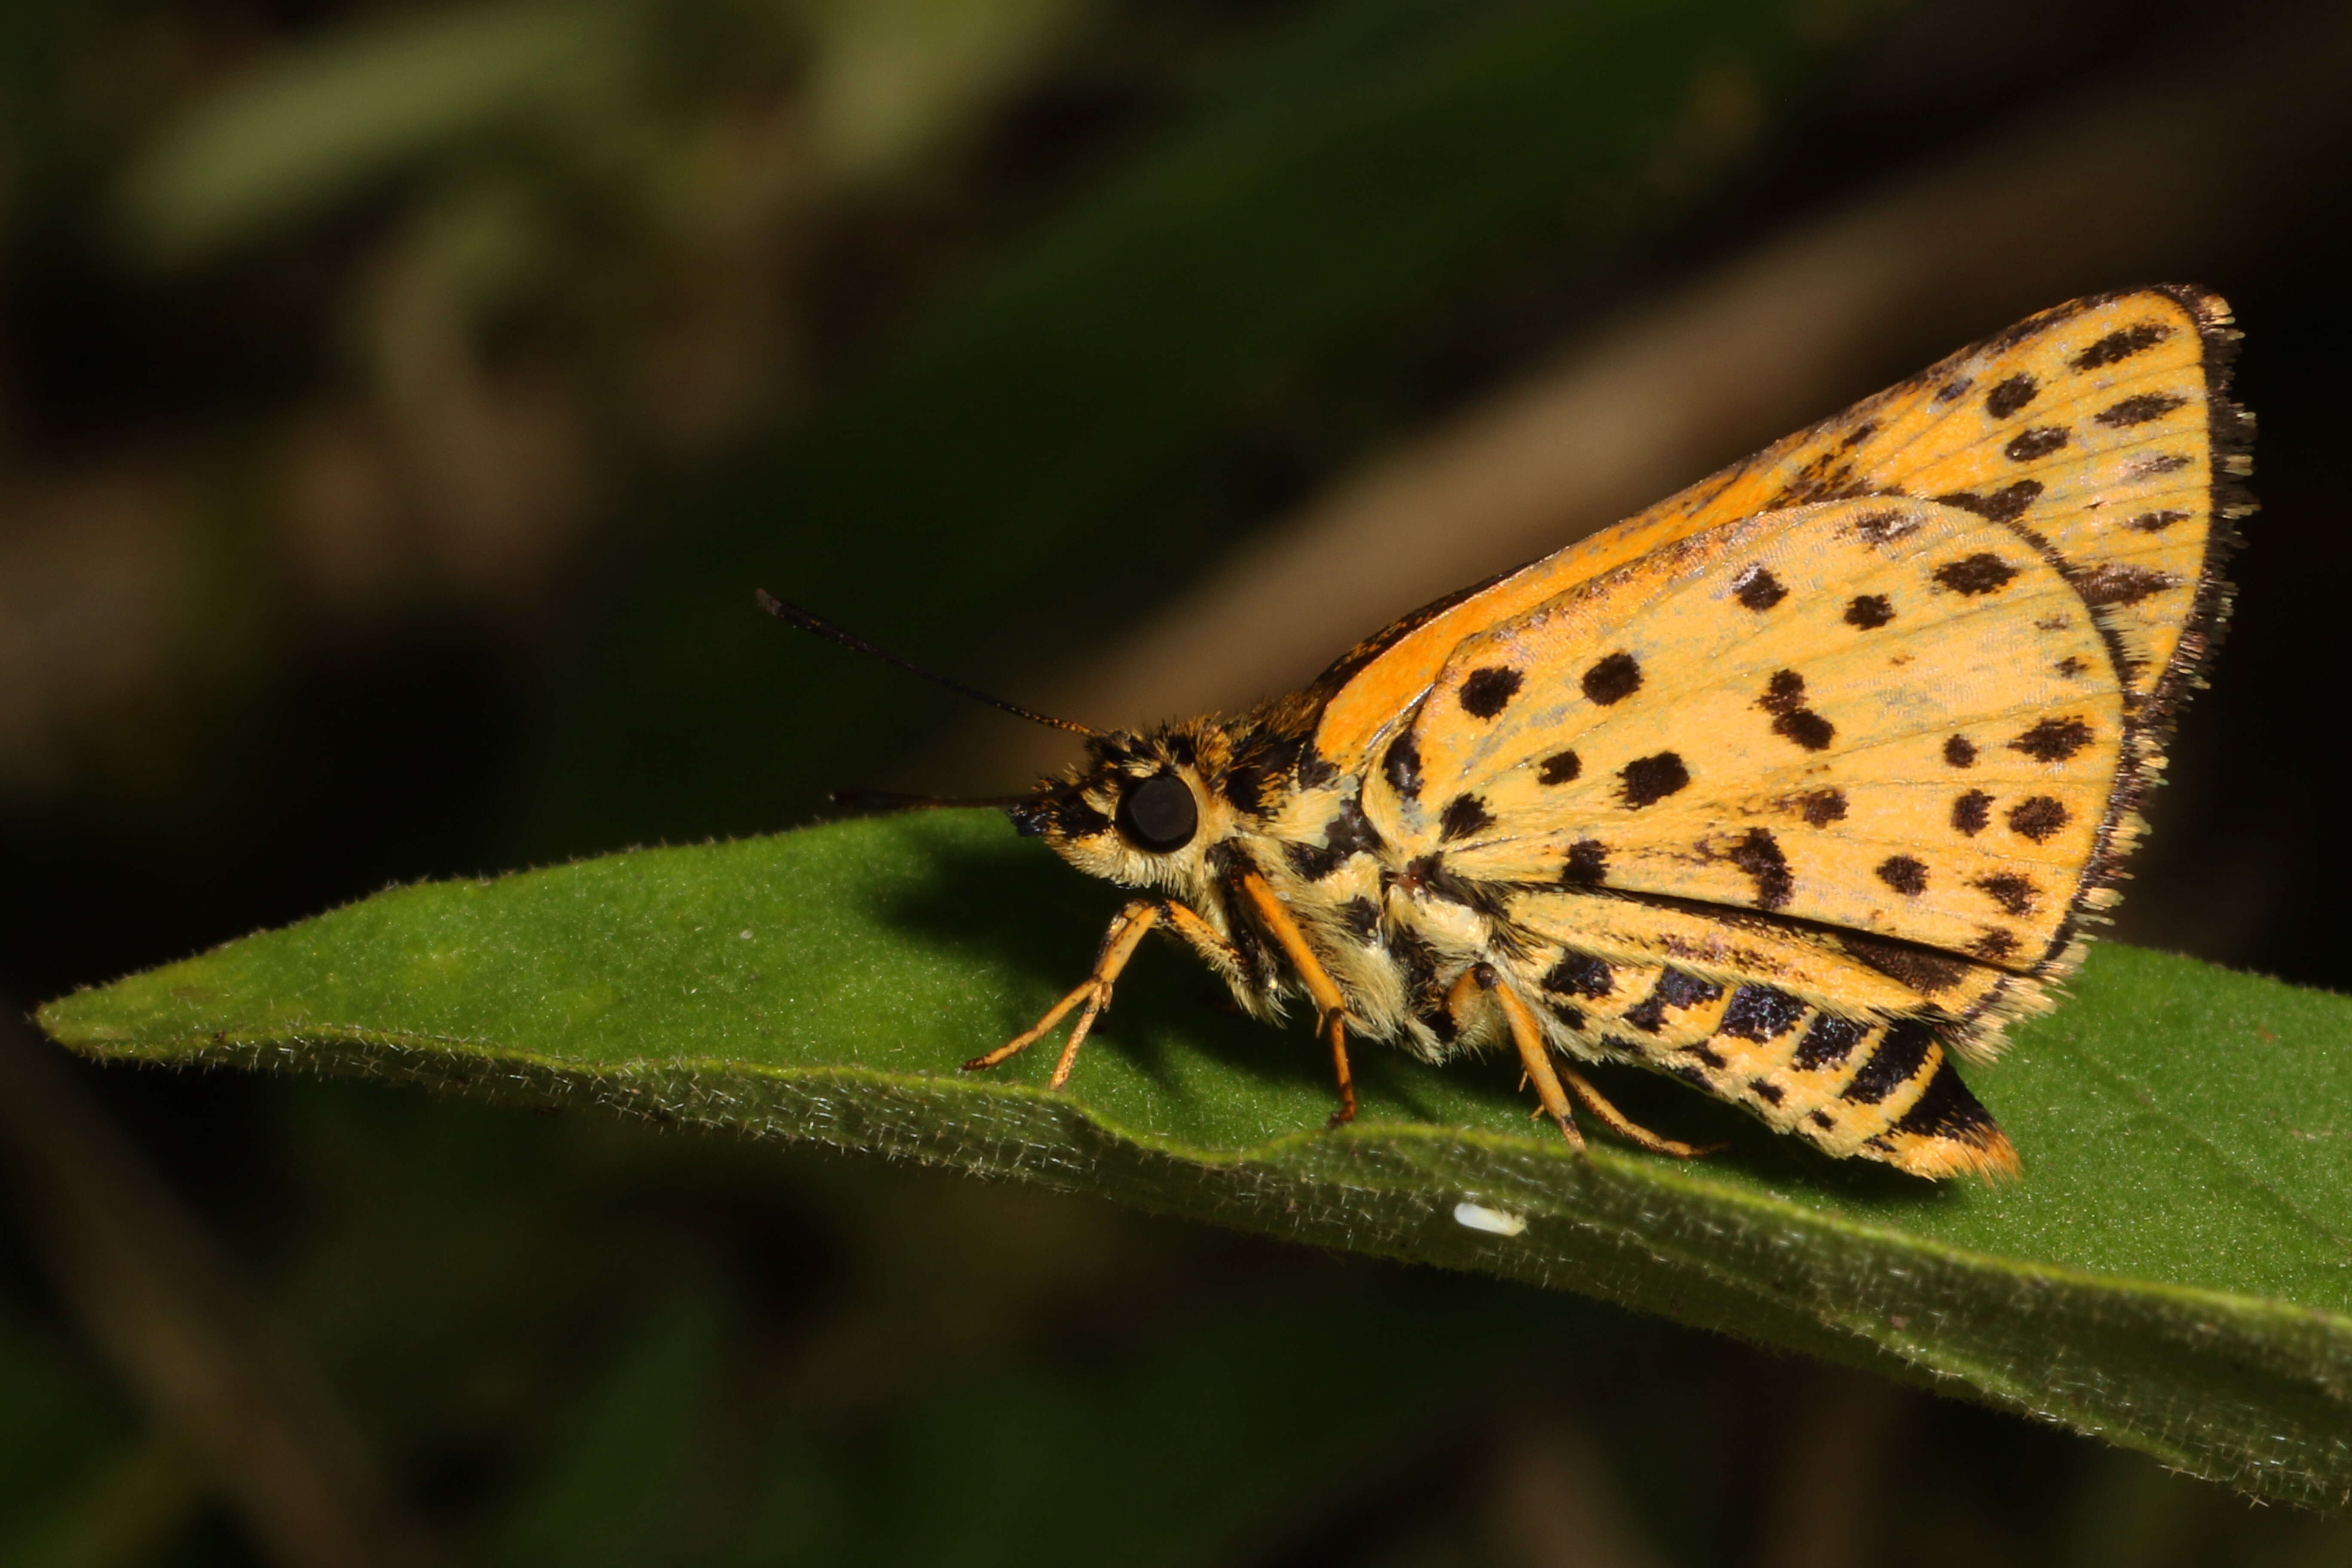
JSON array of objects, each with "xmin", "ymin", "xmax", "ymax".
[{"xmin": 6, "ymin": 0, "xmax": 2352, "ymax": 1562}]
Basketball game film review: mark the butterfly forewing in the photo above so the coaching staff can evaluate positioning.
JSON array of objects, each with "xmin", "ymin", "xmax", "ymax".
[
  {"xmin": 1366, "ymin": 498, "xmax": 2132, "ymax": 981},
  {"xmin": 1311, "ymin": 286, "xmax": 2237, "ymax": 772}
]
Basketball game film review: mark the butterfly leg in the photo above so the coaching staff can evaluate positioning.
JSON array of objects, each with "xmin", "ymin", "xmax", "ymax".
[
  {"xmin": 1553, "ymin": 1068, "xmax": 1725, "ymax": 1160},
  {"xmin": 1464, "ymin": 966, "xmax": 1722, "ymax": 1158},
  {"xmin": 1461, "ymin": 965, "xmax": 1585, "ymax": 1151},
  {"xmin": 1231, "ymin": 872, "xmax": 1359, "ymax": 1127},
  {"xmin": 964, "ymin": 900, "xmax": 1163, "ymax": 1088}
]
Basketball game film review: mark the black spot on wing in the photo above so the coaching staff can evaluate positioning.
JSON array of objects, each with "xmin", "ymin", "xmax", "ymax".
[
  {"xmin": 1383, "ymin": 732, "xmax": 1422, "ymax": 800},
  {"xmin": 1549, "ymin": 999, "xmax": 1586, "ymax": 1031},
  {"xmin": 2128, "ymin": 509, "xmax": 2191, "ymax": 533},
  {"xmin": 1726, "ymin": 827, "xmax": 1793, "ymax": 911},
  {"xmin": 1795, "ymin": 788, "xmax": 1846, "ymax": 827},
  {"xmin": 1619, "ymin": 753, "xmax": 1689, "ymax": 808},
  {"xmin": 1932, "ymin": 552, "xmax": 2023, "ymax": 595},
  {"xmin": 1850, "ymin": 508, "xmax": 1917, "ymax": 545},
  {"xmin": 1537, "ymin": 749, "xmax": 1581, "ymax": 785},
  {"xmin": 1658, "ymin": 971, "xmax": 1723, "ymax": 1008},
  {"xmin": 2007, "ymin": 796, "xmax": 2070, "ymax": 842},
  {"xmin": 1793, "ymin": 1014, "xmax": 1867, "ymax": 1071},
  {"xmin": 2070, "ymin": 322, "xmax": 2171, "ymax": 370},
  {"xmin": 1974, "ymin": 873, "xmax": 2040, "ymax": 916},
  {"xmin": 1951, "ymin": 790, "xmax": 1991, "ymax": 835},
  {"xmin": 1844, "ymin": 594, "xmax": 1893, "ymax": 629},
  {"xmin": 1875, "ymin": 856, "xmax": 1928, "ymax": 896},
  {"xmin": 1944, "ymin": 735, "xmax": 1977, "ymax": 768},
  {"xmin": 1544, "ymin": 953, "xmax": 1615, "ymax": 999},
  {"xmin": 1758, "ymin": 669, "xmax": 1834, "ymax": 751},
  {"xmin": 1623, "ymin": 969, "xmax": 1724, "ymax": 1034},
  {"xmin": 1985, "ymin": 374, "xmax": 2038, "ymax": 418},
  {"xmin": 1934, "ymin": 376, "xmax": 1973, "ymax": 404},
  {"xmin": 2122, "ymin": 452, "xmax": 2191, "ymax": 479},
  {"xmin": 2010, "ymin": 716, "xmax": 2093, "ymax": 761},
  {"xmin": 1969, "ymin": 928, "xmax": 2019, "ymax": 962},
  {"xmin": 2004, "ymin": 426, "xmax": 2070, "ymax": 462},
  {"xmin": 2073, "ymin": 563, "xmax": 2181, "ymax": 606},
  {"xmin": 1842, "ymin": 1020, "xmax": 1936, "ymax": 1105},
  {"xmin": 1775, "ymin": 710, "xmax": 1834, "ymax": 750},
  {"xmin": 1748, "ymin": 1078, "xmax": 1786, "ymax": 1106},
  {"xmin": 1582, "ymin": 652, "xmax": 1643, "ymax": 705},
  {"xmin": 1934, "ymin": 481, "xmax": 2043, "ymax": 525},
  {"xmin": 1439, "ymin": 793, "xmax": 1495, "ymax": 842},
  {"xmin": 1560, "ymin": 839, "xmax": 1608, "ymax": 886},
  {"xmin": 1733, "ymin": 565, "xmax": 1788, "ymax": 611},
  {"xmin": 1890, "ymin": 1057, "xmax": 2001, "ymax": 1139},
  {"xmin": 2095, "ymin": 392, "xmax": 2187, "ymax": 427},
  {"xmin": 1458, "ymin": 666, "xmax": 1523, "ymax": 719},
  {"xmin": 1719, "ymin": 985, "xmax": 1805, "ymax": 1042}
]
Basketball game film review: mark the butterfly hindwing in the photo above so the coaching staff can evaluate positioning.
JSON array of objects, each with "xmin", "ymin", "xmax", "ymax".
[{"xmin": 1494, "ymin": 900, "xmax": 2017, "ymax": 1176}]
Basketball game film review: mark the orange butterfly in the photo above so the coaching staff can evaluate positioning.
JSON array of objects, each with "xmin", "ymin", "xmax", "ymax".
[{"xmin": 973, "ymin": 285, "xmax": 2248, "ymax": 1181}]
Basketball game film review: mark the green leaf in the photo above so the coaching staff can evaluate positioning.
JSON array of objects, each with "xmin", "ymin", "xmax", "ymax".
[{"xmin": 39, "ymin": 812, "xmax": 2352, "ymax": 1510}]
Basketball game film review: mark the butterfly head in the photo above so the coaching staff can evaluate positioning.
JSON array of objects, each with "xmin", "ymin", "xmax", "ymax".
[{"xmin": 1008, "ymin": 719, "xmax": 1250, "ymax": 893}]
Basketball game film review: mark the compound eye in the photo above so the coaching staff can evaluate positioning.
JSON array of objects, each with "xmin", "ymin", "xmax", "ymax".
[{"xmin": 1117, "ymin": 774, "xmax": 1198, "ymax": 853}]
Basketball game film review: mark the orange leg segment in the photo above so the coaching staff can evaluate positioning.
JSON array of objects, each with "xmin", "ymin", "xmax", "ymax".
[
  {"xmin": 1556, "ymin": 1066, "xmax": 1725, "ymax": 1160},
  {"xmin": 965, "ymin": 900, "xmax": 1161, "ymax": 1087},
  {"xmin": 1472, "ymin": 965, "xmax": 1721, "ymax": 1160},
  {"xmin": 1472, "ymin": 966, "xmax": 1584, "ymax": 1151},
  {"xmin": 1232, "ymin": 872, "xmax": 1358, "ymax": 1127}
]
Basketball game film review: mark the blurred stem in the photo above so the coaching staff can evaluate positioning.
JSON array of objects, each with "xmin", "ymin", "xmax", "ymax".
[
  {"xmin": 1484, "ymin": 1415, "xmax": 1668, "ymax": 1568},
  {"xmin": 1747, "ymin": 1366, "xmax": 1907, "ymax": 1568},
  {"xmin": 0, "ymin": 1014, "xmax": 435, "ymax": 1568}
]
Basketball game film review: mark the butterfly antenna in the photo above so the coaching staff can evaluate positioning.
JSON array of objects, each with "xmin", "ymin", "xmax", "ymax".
[
  {"xmin": 830, "ymin": 787, "xmax": 1030, "ymax": 815},
  {"xmin": 755, "ymin": 589, "xmax": 1099, "ymax": 738}
]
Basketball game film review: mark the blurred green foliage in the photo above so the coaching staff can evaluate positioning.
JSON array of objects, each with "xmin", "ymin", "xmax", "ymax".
[
  {"xmin": 517, "ymin": 0, "xmax": 1851, "ymax": 854},
  {"xmin": 8, "ymin": 0, "xmax": 2352, "ymax": 1564}
]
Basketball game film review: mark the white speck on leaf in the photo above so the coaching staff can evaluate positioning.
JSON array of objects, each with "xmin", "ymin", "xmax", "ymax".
[{"xmin": 1453, "ymin": 1201, "xmax": 1526, "ymax": 1237}]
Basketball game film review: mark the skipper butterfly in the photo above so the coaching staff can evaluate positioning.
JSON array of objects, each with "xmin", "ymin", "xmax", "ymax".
[{"xmin": 801, "ymin": 285, "xmax": 2250, "ymax": 1181}]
